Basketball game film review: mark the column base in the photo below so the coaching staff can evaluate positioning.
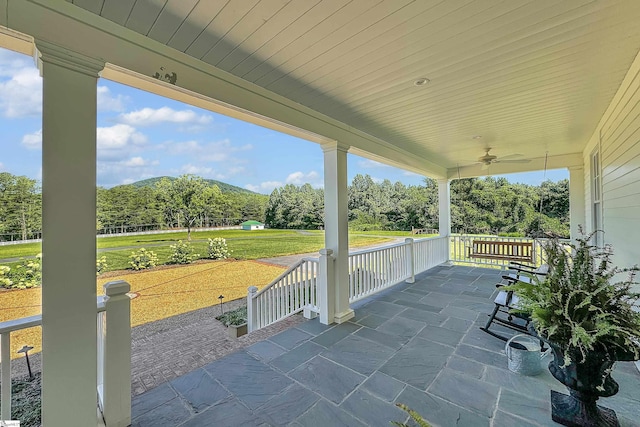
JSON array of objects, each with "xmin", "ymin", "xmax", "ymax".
[
  {"xmin": 334, "ymin": 309, "xmax": 355, "ymax": 324},
  {"xmin": 442, "ymin": 260, "xmax": 454, "ymax": 267}
]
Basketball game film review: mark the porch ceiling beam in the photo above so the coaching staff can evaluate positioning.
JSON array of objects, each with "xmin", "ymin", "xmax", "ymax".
[
  {"xmin": 2, "ymin": 0, "xmax": 447, "ymax": 179},
  {"xmin": 446, "ymin": 153, "xmax": 583, "ymax": 180}
]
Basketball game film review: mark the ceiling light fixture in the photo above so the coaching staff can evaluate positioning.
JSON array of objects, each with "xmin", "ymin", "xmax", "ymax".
[{"xmin": 414, "ymin": 78, "xmax": 430, "ymax": 86}]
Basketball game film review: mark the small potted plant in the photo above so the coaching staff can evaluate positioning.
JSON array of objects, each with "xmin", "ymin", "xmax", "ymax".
[
  {"xmin": 508, "ymin": 229, "xmax": 640, "ymax": 426},
  {"xmin": 216, "ymin": 306, "xmax": 248, "ymax": 338}
]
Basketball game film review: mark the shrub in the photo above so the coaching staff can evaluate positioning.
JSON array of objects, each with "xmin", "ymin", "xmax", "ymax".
[
  {"xmin": 168, "ymin": 240, "xmax": 199, "ymax": 264},
  {"xmin": 0, "ymin": 265, "xmax": 12, "ymax": 288},
  {"xmin": 207, "ymin": 238, "xmax": 232, "ymax": 260},
  {"xmin": 96, "ymin": 256, "xmax": 108, "ymax": 276},
  {"xmin": 2, "ymin": 254, "xmax": 43, "ymax": 289},
  {"xmin": 215, "ymin": 306, "xmax": 247, "ymax": 326},
  {"xmin": 129, "ymin": 248, "xmax": 158, "ymax": 270},
  {"xmin": 498, "ymin": 231, "xmax": 525, "ymax": 237}
]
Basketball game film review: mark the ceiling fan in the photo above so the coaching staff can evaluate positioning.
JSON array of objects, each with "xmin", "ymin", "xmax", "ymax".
[{"xmin": 475, "ymin": 148, "xmax": 531, "ymax": 170}]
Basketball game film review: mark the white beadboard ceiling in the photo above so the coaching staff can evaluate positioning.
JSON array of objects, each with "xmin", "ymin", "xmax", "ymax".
[{"xmin": 67, "ymin": 0, "xmax": 640, "ymax": 175}]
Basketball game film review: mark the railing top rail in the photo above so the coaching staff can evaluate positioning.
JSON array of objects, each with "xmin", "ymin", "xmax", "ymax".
[
  {"xmin": 253, "ymin": 257, "xmax": 316, "ymax": 298},
  {"xmin": 0, "ymin": 314, "xmax": 41, "ymax": 334},
  {"xmin": 413, "ymin": 235, "xmax": 448, "ymax": 243},
  {"xmin": 349, "ymin": 241, "xmax": 408, "ymax": 257},
  {"xmin": 301, "ymin": 257, "xmax": 319, "ymax": 263},
  {"xmin": 0, "ymin": 298, "xmax": 107, "ymax": 334}
]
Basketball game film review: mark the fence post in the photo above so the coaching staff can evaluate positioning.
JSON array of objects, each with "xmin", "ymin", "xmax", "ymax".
[
  {"xmin": 405, "ymin": 238, "xmax": 415, "ymax": 283},
  {"xmin": 317, "ymin": 249, "xmax": 335, "ymax": 325},
  {"xmin": 247, "ymin": 286, "xmax": 258, "ymax": 332},
  {"xmin": 102, "ymin": 280, "xmax": 131, "ymax": 427}
]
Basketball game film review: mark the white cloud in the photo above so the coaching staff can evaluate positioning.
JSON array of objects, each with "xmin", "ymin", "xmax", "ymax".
[
  {"xmin": 118, "ymin": 107, "xmax": 212, "ymax": 127},
  {"xmin": 98, "ymin": 156, "xmax": 159, "ymax": 187},
  {"xmin": 178, "ymin": 164, "xmax": 245, "ymax": 181},
  {"xmin": 181, "ymin": 164, "xmax": 214, "ymax": 176},
  {"xmin": 21, "ymin": 129, "xmax": 42, "ymax": 150},
  {"xmin": 97, "ymin": 86, "xmax": 127, "ymax": 112},
  {"xmin": 245, "ymin": 181, "xmax": 283, "ymax": 194},
  {"xmin": 285, "ymin": 171, "xmax": 320, "ymax": 185},
  {"xmin": 402, "ymin": 170, "xmax": 421, "ymax": 177},
  {"xmin": 97, "ymin": 124, "xmax": 147, "ymax": 161},
  {"xmin": 0, "ymin": 50, "xmax": 33, "ymax": 77},
  {"xmin": 122, "ymin": 156, "xmax": 158, "ymax": 167},
  {"xmin": 0, "ymin": 162, "xmax": 4, "ymax": 171},
  {"xmin": 161, "ymin": 138, "xmax": 252, "ymax": 162},
  {"xmin": 0, "ymin": 66, "xmax": 42, "ymax": 118}
]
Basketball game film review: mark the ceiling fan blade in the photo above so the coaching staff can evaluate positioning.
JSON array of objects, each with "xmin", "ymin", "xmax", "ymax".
[
  {"xmin": 499, "ymin": 153, "xmax": 524, "ymax": 161},
  {"xmin": 496, "ymin": 159, "xmax": 531, "ymax": 164}
]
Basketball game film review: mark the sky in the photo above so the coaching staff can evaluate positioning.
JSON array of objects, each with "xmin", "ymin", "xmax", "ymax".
[{"xmin": 0, "ymin": 48, "xmax": 567, "ymax": 194}]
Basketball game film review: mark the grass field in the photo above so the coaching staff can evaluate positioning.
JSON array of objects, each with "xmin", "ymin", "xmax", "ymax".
[{"xmin": 0, "ymin": 229, "xmax": 392, "ymax": 272}]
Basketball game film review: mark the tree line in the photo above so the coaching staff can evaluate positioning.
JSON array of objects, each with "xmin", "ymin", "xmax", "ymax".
[
  {"xmin": 0, "ymin": 171, "xmax": 569, "ymax": 241},
  {"xmin": 266, "ymin": 174, "xmax": 569, "ymax": 237},
  {"xmin": 0, "ymin": 173, "xmax": 267, "ymax": 241}
]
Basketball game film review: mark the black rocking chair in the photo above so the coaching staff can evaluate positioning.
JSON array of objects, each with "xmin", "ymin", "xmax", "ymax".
[{"xmin": 480, "ymin": 262, "xmax": 549, "ymax": 342}]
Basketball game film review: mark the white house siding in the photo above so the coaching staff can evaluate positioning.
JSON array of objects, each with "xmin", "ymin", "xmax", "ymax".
[{"xmin": 583, "ymin": 49, "xmax": 640, "ymax": 280}]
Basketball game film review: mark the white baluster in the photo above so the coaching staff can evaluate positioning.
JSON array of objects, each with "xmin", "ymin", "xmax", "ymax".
[
  {"xmin": 247, "ymin": 286, "xmax": 258, "ymax": 332},
  {"xmin": 405, "ymin": 238, "xmax": 415, "ymax": 283}
]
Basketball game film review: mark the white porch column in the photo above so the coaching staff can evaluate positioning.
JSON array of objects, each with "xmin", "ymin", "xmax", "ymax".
[
  {"xmin": 569, "ymin": 166, "xmax": 586, "ymax": 241},
  {"xmin": 438, "ymin": 179, "xmax": 452, "ymax": 264},
  {"xmin": 37, "ymin": 41, "xmax": 104, "ymax": 427},
  {"xmin": 322, "ymin": 142, "xmax": 354, "ymax": 324}
]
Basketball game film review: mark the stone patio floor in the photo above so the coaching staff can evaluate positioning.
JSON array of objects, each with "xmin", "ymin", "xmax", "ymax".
[{"xmin": 130, "ymin": 265, "xmax": 640, "ymax": 427}]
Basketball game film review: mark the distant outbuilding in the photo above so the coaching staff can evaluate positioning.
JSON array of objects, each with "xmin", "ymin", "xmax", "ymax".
[{"xmin": 241, "ymin": 220, "xmax": 265, "ymax": 231}]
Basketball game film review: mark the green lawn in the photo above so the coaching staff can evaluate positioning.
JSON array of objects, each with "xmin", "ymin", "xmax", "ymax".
[
  {"xmin": 0, "ymin": 242, "xmax": 42, "ymax": 259},
  {"xmin": 101, "ymin": 233, "xmax": 391, "ymax": 271},
  {"xmin": 96, "ymin": 228, "xmax": 302, "ymax": 248},
  {"xmin": 0, "ymin": 229, "xmax": 393, "ymax": 273}
]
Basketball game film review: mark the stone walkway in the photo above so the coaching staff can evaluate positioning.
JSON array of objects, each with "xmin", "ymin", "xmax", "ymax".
[
  {"xmin": 130, "ymin": 265, "xmax": 640, "ymax": 427},
  {"xmin": 6, "ymin": 297, "xmax": 306, "ymax": 397}
]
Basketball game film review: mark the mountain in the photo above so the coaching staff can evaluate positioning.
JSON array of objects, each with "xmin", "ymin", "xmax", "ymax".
[{"xmin": 130, "ymin": 176, "xmax": 257, "ymax": 194}]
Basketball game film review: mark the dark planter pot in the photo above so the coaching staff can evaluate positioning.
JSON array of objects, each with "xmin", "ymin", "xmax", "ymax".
[
  {"xmin": 529, "ymin": 325, "xmax": 637, "ymax": 427},
  {"xmin": 227, "ymin": 323, "xmax": 248, "ymax": 338}
]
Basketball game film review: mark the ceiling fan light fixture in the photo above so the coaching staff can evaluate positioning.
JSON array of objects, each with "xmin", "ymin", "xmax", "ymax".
[{"xmin": 414, "ymin": 77, "xmax": 430, "ymax": 86}]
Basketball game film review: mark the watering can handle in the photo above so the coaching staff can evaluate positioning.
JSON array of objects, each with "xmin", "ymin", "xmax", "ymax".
[{"xmin": 505, "ymin": 334, "xmax": 550, "ymax": 359}]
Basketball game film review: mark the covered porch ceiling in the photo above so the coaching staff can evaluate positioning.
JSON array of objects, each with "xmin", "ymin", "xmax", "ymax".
[{"xmin": 2, "ymin": 0, "xmax": 640, "ymax": 179}]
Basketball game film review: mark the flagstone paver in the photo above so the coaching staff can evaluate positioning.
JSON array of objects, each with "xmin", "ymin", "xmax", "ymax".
[{"xmin": 130, "ymin": 265, "xmax": 640, "ymax": 427}]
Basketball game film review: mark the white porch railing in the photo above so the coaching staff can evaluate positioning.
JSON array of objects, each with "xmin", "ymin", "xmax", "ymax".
[
  {"xmin": 247, "ymin": 258, "xmax": 320, "ymax": 332},
  {"xmin": 0, "ymin": 281, "xmax": 131, "ymax": 426},
  {"xmin": 348, "ymin": 236, "xmax": 449, "ymax": 303},
  {"xmin": 248, "ymin": 236, "xmax": 450, "ymax": 331},
  {"xmin": 414, "ymin": 236, "xmax": 450, "ymax": 274},
  {"xmin": 348, "ymin": 241, "xmax": 409, "ymax": 303}
]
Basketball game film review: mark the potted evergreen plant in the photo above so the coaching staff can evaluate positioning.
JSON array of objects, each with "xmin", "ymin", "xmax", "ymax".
[
  {"xmin": 508, "ymin": 229, "xmax": 640, "ymax": 427},
  {"xmin": 216, "ymin": 306, "xmax": 248, "ymax": 338}
]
